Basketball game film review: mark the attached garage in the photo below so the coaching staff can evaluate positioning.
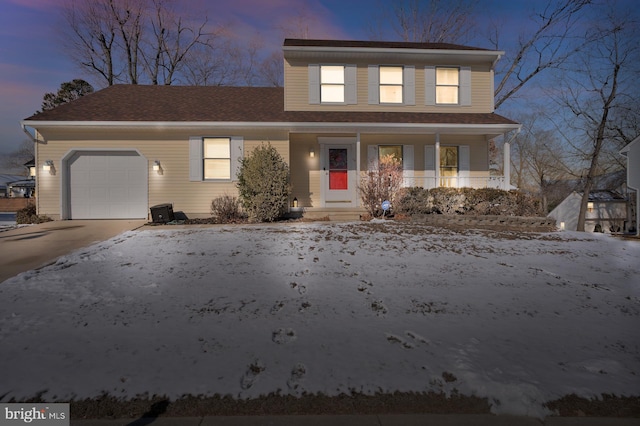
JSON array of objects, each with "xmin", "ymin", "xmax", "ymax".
[{"xmin": 64, "ymin": 150, "xmax": 148, "ymax": 219}]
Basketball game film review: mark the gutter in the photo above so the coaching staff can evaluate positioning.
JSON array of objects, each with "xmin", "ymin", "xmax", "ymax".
[{"xmin": 21, "ymin": 120, "xmax": 521, "ymax": 133}]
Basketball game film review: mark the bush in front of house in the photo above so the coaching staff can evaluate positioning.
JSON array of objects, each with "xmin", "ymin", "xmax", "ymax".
[
  {"xmin": 210, "ymin": 195, "xmax": 245, "ymax": 223},
  {"xmin": 15, "ymin": 203, "xmax": 53, "ymax": 224},
  {"xmin": 237, "ymin": 143, "xmax": 291, "ymax": 222},
  {"xmin": 395, "ymin": 187, "xmax": 542, "ymax": 217},
  {"xmin": 360, "ymin": 155, "xmax": 404, "ymax": 218}
]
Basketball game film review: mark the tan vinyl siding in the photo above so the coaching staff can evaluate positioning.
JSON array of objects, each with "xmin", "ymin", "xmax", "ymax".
[
  {"xmin": 285, "ymin": 59, "xmax": 495, "ymax": 113},
  {"xmin": 290, "ymin": 134, "xmax": 321, "ymax": 208},
  {"xmin": 35, "ymin": 127, "xmax": 289, "ymax": 218}
]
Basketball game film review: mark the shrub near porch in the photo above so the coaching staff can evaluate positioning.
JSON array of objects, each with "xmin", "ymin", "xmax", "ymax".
[{"xmin": 396, "ymin": 187, "xmax": 542, "ymax": 217}]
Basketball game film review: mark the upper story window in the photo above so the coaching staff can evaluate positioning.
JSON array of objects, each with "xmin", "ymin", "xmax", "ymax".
[
  {"xmin": 203, "ymin": 137, "xmax": 231, "ymax": 180},
  {"xmin": 320, "ymin": 65, "xmax": 345, "ymax": 103},
  {"xmin": 309, "ymin": 64, "xmax": 356, "ymax": 105},
  {"xmin": 379, "ymin": 66, "xmax": 404, "ymax": 103},
  {"xmin": 436, "ymin": 67, "xmax": 459, "ymax": 104},
  {"xmin": 426, "ymin": 66, "xmax": 470, "ymax": 106}
]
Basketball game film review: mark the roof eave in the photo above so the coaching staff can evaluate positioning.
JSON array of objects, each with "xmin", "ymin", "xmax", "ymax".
[
  {"xmin": 283, "ymin": 45, "xmax": 504, "ymax": 61},
  {"xmin": 22, "ymin": 120, "xmax": 520, "ymax": 135}
]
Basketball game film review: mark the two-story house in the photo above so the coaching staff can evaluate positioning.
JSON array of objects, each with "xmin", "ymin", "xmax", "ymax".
[{"xmin": 21, "ymin": 39, "xmax": 520, "ymax": 220}]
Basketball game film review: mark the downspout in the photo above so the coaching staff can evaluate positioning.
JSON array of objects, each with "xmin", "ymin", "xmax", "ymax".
[{"xmin": 21, "ymin": 123, "xmax": 39, "ymax": 214}]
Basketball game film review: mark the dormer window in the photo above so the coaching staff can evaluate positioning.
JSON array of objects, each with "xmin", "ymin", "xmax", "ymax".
[
  {"xmin": 379, "ymin": 66, "xmax": 404, "ymax": 103},
  {"xmin": 321, "ymin": 65, "xmax": 345, "ymax": 103},
  {"xmin": 436, "ymin": 67, "xmax": 460, "ymax": 104}
]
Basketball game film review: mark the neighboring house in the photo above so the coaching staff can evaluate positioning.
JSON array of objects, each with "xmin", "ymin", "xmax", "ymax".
[
  {"xmin": 620, "ymin": 136, "xmax": 640, "ymax": 235},
  {"xmin": 0, "ymin": 174, "xmax": 27, "ymax": 198},
  {"xmin": 548, "ymin": 190, "xmax": 629, "ymax": 233},
  {"xmin": 21, "ymin": 39, "xmax": 520, "ymax": 220}
]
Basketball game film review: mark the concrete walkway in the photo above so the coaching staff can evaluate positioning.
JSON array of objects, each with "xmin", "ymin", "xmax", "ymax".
[
  {"xmin": 71, "ymin": 414, "xmax": 639, "ymax": 425},
  {"xmin": 0, "ymin": 219, "xmax": 146, "ymax": 282}
]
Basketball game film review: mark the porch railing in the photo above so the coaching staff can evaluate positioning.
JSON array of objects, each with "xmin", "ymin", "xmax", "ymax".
[{"xmin": 404, "ymin": 176, "xmax": 507, "ymax": 190}]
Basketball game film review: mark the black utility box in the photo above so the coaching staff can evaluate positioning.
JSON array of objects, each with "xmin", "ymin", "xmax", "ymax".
[{"xmin": 150, "ymin": 203, "xmax": 175, "ymax": 223}]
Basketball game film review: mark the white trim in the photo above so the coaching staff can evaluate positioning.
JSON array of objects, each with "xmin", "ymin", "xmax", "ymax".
[
  {"xmin": 60, "ymin": 148, "xmax": 148, "ymax": 220},
  {"xmin": 23, "ymin": 120, "xmax": 521, "ymax": 134}
]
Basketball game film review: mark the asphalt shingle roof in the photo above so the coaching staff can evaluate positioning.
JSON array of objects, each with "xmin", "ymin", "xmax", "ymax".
[
  {"xmin": 283, "ymin": 38, "xmax": 490, "ymax": 51},
  {"xmin": 25, "ymin": 85, "xmax": 518, "ymax": 126}
]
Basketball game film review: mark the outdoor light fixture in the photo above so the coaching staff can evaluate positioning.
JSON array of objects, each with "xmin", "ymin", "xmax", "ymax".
[
  {"xmin": 293, "ymin": 197, "xmax": 298, "ymax": 208},
  {"xmin": 309, "ymin": 148, "xmax": 315, "ymax": 158},
  {"xmin": 560, "ymin": 221, "xmax": 565, "ymax": 230},
  {"xmin": 43, "ymin": 160, "xmax": 53, "ymax": 171},
  {"xmin": 153, "ymin": 160, "xmax": 161, "ymax": 171},
  {"xmin": 29, "ymin": 166, "xmax": 36, "ymax": 178},
  {"xmin": 587, "ymin": 202, "xmax": 594, "ymax": 212}
]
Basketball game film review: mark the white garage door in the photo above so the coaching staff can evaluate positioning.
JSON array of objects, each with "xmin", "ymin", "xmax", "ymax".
[{"xmin": 68, "ymin": 151, "xmax": 147, "ymax": 219}]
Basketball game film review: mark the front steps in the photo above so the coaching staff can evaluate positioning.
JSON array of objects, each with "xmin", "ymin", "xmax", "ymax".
[{"xmin": 292, "ymin": 207, "xmax": 366, "ymax": 221}]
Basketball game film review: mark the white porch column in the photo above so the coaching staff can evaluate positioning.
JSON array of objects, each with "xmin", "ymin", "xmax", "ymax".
[
  {"xmin": 503, "ymin": 139, "xmax": 511, "ymax": 190},
  {"xmin": 435, "ymin": 133, "xmax": 440, "ymax": 188}
]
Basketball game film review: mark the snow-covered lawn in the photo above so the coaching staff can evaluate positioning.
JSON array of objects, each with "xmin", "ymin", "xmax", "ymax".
[{"xmin": 0, "ymin": 221, "xmax": 638, "ymax": 418}]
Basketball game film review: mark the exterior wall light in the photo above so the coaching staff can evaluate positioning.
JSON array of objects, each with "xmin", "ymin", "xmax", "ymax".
[
  {"xmin": 43, "ymin": 160, "xmax": 53, "ymax": 171},
  {"xmin": 153, "ymin": 160, "xmax": 161, "ymax": 171},
  {"xmin": 29, "ymin": 166, "xmax": 36, "ymax": 178},
  {"xmin": 293, "ymin": 197, "xmax": 298, "ymax": 207},
  {"xmin": 587, "ymin": 202, "xmax": 594, "ymax": 212},
  {"xmin": 309, "ymin": 148, "xmax": 315, "ymax": 158}
]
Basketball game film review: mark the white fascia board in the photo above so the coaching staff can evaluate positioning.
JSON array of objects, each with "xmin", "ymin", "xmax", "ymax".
[
  {"xmin": 22, "ymin": 120, "xmax": 521, "ymax": 135},
  {"xmin": 282, "ymin": 45, "xmax": 505, "ymax": 58}
]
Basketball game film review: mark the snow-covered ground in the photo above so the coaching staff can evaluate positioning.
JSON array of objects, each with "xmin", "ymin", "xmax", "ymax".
[{"xmin": 0, "ymin": 221, "xmax": 638, "ymax": 418}]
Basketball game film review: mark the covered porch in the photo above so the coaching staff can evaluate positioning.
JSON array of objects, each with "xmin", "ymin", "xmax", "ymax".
[{"xmin": 288, "ymin": 125, "xmax": 519, "ymax": 212}]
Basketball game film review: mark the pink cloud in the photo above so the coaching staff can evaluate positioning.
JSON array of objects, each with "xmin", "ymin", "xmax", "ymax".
[{"xmin": 6, "ymin": 0, "xmax": 59, "ymax": 11}]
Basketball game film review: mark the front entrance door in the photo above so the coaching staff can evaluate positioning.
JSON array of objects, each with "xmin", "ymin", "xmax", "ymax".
[{"xmin": 321, "ymin": 139, "xmax": 357, "ymax": 207}]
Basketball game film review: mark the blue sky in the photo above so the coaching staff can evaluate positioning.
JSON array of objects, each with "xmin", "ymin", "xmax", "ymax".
[{"xmin": 0, "ymin": 0, "xmax": 634, "ymax": 157}]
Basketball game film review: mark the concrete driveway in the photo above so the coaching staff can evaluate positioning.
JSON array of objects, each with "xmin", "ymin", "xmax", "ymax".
[{"xmin": 0, "ymin": 219, "xmax": 146, "ymax": 283}]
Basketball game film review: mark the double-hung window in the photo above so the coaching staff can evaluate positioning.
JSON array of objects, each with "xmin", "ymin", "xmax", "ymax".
[
  {"xmin": 203, "ymin": 137, "xmax": 231, "ymax": 180},
  {"xmin": 379, "ymin": 66, "xmax": 404, "ymax": 103},
  {"xmin": 436, "ymin": 67, "xmax": 460, "ymax": 104},
  {"xmin": 320, "ymin": 65, "xmax": 345, "ymax": 103},
  {"xmin": 378, "ymin": 145, "xmax": 403, "ymax": 166}
]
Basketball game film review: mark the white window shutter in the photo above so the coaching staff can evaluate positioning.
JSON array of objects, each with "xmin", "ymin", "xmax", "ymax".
[
  {"xmin": 460, "ymin": 67, "xmax": 471, "ymax": 106},
  {"xmin": 189, "ymin": 136, "xmax": 203, "ymax": 181},
  {"xmin": 309, "ymin": 64, "xmax": 320, "ymax": 104},
  {"xmin": 368, "ymin": 65, "xmax": 379, "ymax": 104},
  {"xmin": 403, "ymin": 66, "xmax": 415, "ymax": 105},
  {"xmin": 367, "ymin": 145, "xmax": 379, "ymax": 170},
  {"xmin": 459, "ymin": 145, "xmax": 470, "ymax": 187},
  {"xmin": 425, "ymin": 145, "xmax": 435, "ymax": 171},
  {"xmin": 425, "ymin": 66, "xmax": 436, "ymax": 106},
  {"xmin": 345, "ymin": 64, "xmax": 357, "ymax": 104},
  {"xmin": 231, "ymin": 136, "xmax": 244, "ymax": 181},
  {"xmin": 403, "ymin": 144, "xmax": 414, "ymax": 187}
]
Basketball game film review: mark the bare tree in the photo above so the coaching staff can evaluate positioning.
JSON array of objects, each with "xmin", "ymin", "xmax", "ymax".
[
  {"xmin": 551, "ymin": 3, "xmax": 640, "ymax": 231},
  {"xmin": 62, "ymin": 0, "xmax": 119, "ymax": 85},
  {"xmin": 61, "ymin": 0, "xmax": 219, "ymax": 86},
  {"xmin": 368, "ymin": 0, "xmax": 478, "ymax": 44},
  {"xmin": 492, "ymin": 0, "xmax": 592, "ymax": 109},
  {"xmin": 510, "ymin": 113, "xmax": 572, "ymax": 212},
  {"xmin": 1, "ymin": 140, "xmax": 34, "ymax": 176}
]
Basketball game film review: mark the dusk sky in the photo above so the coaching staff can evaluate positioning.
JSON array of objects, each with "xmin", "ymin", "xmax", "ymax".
[{"xmin": 0, "ymin": 0, "xmax": 635, "ymax": 159}]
